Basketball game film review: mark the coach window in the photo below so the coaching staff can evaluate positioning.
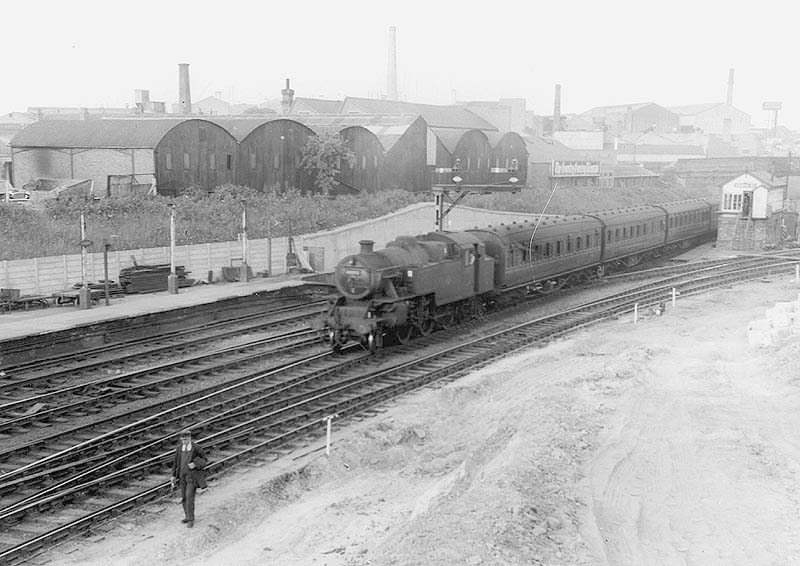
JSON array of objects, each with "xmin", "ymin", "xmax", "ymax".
[
  {"xmin": 521, "ymin": 247, "xmax": 529, "ymax": 262},
  {"xmin": 250, "ymin": 152, "xmax": 257, "ymax": 170},
  {"xmin": 622, "ymin": 227, "xmax": 627, "ymax": 239},
  {"xmin": 226, "ymin": 154, "xmax": 232, "ymax": 170},
  {"xmin": 566, "ymin": 236, "xmax": 572, "ymax": 253},
  {"xmin": 507, "ymin": 246, "xmax": 516, "ymax": 266},
  {"xmin": 643, "ymin": 224, "xmax": 647, "ymax": 235},
  {"xmin": 544, "ymin": 242, "xmax": 551, "ymax": 257},
  {"xmin": 556, "ymin": 241, "xmax": 562, "ymax": 255},
  {"xmin": 587, "ymin": 234, "xmax": 592, "ymax": 248},
  {"xmin": 615, "ymin": 228, "xmax": 620, "ymax": 240},
  {"xmin": 636, "ymin": 225, "xmax": 640, "ymax": 237},
  {"xmin": 606, "ymin": 230, "xmax": 612, "ymax": 242},
  {"xmin": 575, "ymin": 236, "xmax": 581, "ymax": 251}
]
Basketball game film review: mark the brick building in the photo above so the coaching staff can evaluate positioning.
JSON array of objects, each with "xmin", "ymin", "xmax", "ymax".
[{"xmin": 716, "ymin": 171, "xmax": 797, "ymax": 250}]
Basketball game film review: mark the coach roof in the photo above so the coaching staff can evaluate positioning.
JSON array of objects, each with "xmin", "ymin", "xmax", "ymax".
[{"xmin": 10, "ymin": 118, "xmax": 224, "ymax": 149}]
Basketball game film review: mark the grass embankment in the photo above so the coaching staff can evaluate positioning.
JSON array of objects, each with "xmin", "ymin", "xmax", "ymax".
[{"xmin": 0, "ymin": 184, "xmax": 717, "ymax": 261}]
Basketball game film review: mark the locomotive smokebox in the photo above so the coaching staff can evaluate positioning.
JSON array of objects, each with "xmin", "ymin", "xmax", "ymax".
[{"xmin": 359, "ymin": 240, "xmax": 375, "ymax": 254}]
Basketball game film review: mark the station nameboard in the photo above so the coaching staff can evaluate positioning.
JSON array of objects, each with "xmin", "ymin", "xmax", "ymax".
[{"xmin": 552, "ymin": 160, "xmax": 601, "ymax": 177}]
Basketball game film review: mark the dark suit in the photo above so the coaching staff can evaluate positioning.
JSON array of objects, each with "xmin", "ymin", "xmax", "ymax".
[{"xmin": 172, "ymin": 441, "xmax": 207, "ymax": 523}]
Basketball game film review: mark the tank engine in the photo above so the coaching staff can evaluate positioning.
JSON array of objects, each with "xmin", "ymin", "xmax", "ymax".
[{"xmin": 316, "ymin": 234, "xmax": 494, "ymax": 351}]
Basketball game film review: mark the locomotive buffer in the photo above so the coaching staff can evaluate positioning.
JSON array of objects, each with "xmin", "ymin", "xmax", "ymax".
[{"xmin": 433, "ymin": 159, "xmax": 520, "ymax": 232}]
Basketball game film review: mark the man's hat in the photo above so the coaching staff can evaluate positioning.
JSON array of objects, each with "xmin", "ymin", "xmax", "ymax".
[{"xmin": 179, "ymin": 429, "xmax": 192, "ymax": 437}]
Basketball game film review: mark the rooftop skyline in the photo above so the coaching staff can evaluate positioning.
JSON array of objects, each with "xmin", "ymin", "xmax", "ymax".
[{"xmin": 3, "ymin": 0, "xmax": 798, "ymax": 130}]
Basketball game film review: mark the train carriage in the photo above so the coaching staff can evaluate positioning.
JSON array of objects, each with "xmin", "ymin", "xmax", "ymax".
[
  {"xmin": 588, "ymin": 205, "xmax": 667, "ymax": 268},
  {"xmin": 657, "ymin": 199, "xmax": 718, "ymax": 246},
  {"xmin": 468, "ymin": 215, "xmax": 604, "ymax": 290}
]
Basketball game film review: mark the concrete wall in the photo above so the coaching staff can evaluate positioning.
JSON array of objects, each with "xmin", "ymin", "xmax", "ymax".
[{"xmin": 2, "ymin": 203, "xmax": 540, "ymax": 296}]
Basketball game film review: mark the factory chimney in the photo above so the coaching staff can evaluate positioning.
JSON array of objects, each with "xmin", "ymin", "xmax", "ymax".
[
  {"xmin": 178, "ymin": 63, "xmax": 192, "ymax": 115},
  {"xmin": 281, "ymin": 78, "xmax": 295, "ymax": 114},
  {"xmin": 553, "ymin": 84, "xmax": 562, "ymax": 134},
  {"xmin": 387, "ymin": 26, "xmax": 398, "ymax": 101},
  {"xmin": 726, "ymin": 68, "xmax": 734, "ymax": 106}
]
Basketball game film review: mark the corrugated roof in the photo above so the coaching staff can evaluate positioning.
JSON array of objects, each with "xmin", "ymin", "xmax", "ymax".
[
  {"xmin": 204, "ymin": 117, "xmax": 281, "ymax": 141},
  {"xmin": 667, "ymin": 103, "xmax": 722, "ymax": 116},
  {"xmin": 11, "ymin": 118, "xmax": 193, "ymax": 148},
  {"xmin": 582, "ymin": 102, "xmax": 658, "ymax": 117},
  {"xmin": 604, "ymin": 164, "xmax": 659, "ymax": 178},
  {"xmin": 524, "ymin": 135, "xmax": 585, "ymax": 162},
  {"xmin": 430, "ymin": 128, "xmax": 472, "ymax": 153},
  {"xmin": 290, "ymin": 98, "xmax": 344, "ymax": 114},
  {"xmin": 340, "ymin": 97, "xmax": 497, "ymax": 130}
]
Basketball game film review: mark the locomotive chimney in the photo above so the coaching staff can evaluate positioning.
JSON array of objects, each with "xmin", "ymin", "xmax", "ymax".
[
  {"xmin": 178, "ymin": 63, "xmax": 192, "ymax": 115},
  {"xmin": 359, "ymin": 240, "xmax": 375, "ymax": 253}
]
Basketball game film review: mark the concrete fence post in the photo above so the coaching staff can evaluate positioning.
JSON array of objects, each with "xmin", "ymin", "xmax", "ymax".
[{"xmin": 33, "ymin": 257, "xmax": 39, "ymax": 294}]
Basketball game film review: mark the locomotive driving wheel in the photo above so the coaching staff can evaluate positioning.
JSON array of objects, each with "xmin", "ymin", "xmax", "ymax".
[
  {"xmin": 395, "ymin": 324, "xmax": 413, "ymax": 345},
  {"xmin": 413, "ymin": 297, "xmax": 435, "ymax": 336}
]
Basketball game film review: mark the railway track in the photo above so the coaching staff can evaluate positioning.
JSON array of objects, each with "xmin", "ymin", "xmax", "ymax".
[
  {"xmin": 0, "ymin": 256, "xmax": 797, "ymax": 564},
  {"xmin": 0, "ymin": 301, "xmax": 323, "ymax": 384}
]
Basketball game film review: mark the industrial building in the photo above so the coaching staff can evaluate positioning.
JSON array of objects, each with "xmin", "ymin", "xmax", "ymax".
[{"xmin": 10, "ymin": 119, "xmax": 238, "ymax": 196}]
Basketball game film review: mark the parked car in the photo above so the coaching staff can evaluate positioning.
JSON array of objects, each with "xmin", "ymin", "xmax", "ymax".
[{"xmin": 0, "ymin": 186, "xmax": 31, "ymax": 202}]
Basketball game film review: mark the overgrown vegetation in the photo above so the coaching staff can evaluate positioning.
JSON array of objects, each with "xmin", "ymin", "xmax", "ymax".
[
  {"xmin": 0, "ymin": 185, "xmax": 427, "ymax": 261},
  {"xmin": 300, "ymin": 132, "xmax": 356, "ymax": 194},
  {"xmin": 0, "ymin": 182, "xmax": 718, "ymax": 261}
]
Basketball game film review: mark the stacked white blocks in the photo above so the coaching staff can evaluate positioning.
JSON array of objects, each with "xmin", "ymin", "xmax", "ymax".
[{"xmin": 747, "ymin": 295, "xmax": 800, "ymax": 347}]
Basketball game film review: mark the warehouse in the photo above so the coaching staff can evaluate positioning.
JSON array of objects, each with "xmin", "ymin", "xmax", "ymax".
[
  {"xmin": 238, "ymin": 119, "xmax": 316, "ymax": 192},
  {"xmin": 10, "ymin": 119, "xmax": 238, "ymax": 196}
]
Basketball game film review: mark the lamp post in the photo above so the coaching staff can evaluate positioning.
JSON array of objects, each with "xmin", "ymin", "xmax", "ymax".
[
  {"xmin": 239, "ymin": 199, "xmax": 250, "ymax": 282},
  {"xmin": 167, "ymin": 203, "xmax": 179, "ymax": 294},
  {"xmin": 78, "ymin": 212, "xmax": 93, "ymax": 309}
]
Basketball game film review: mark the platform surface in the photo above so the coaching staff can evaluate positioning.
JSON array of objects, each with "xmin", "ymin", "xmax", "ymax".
[{"xmin": 0, "ymin": 275, "xmax": 309, "ymax": 343}]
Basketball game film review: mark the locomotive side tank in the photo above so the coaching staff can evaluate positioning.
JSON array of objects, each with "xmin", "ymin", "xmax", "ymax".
[{"xmin": 319, "ymin": 233, "xmax": 496, "ymax": 350}]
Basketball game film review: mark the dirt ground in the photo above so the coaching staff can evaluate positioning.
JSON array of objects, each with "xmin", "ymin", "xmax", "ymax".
[{"xmin": 40, "ymin": 274, "xmax": 800, "ymax": 566}]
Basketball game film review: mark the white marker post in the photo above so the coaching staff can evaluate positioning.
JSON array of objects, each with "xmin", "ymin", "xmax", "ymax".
[
  {"xmin": 633, "ymin": 303, "xmax": 639, "ymax": 324},
  {"xmin": 323, "ymin": 414, "xmax": 339, "ymax": 456},
  {"xmin": 672, "ymin": 288, "xmax": 677, "ymax": 308}
]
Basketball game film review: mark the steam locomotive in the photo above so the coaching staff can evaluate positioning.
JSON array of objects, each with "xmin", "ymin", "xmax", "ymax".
[{"xmin": 315, "ymin": 198, "xmax": 718, "ymax": 351}]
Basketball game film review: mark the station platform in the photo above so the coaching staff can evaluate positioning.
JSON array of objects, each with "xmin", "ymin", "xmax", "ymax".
[{"xmin": 0, "ymin": 275, "xmax": 313, "ymax": 344}]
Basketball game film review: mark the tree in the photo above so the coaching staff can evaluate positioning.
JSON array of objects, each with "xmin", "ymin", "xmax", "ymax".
[{"xmin": 300, "ymin": 132, "xmax": 356, "ymax": 194}]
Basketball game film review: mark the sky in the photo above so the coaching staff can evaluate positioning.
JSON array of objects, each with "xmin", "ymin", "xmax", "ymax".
[{"xmin": 3, "ymin": 0, "xmax": 798, "ymax": 129}]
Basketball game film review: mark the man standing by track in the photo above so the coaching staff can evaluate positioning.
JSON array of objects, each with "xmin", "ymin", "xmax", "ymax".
[{"xmin": 171, "ymin": 429, "xmax": 207, "ymax": 528}]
